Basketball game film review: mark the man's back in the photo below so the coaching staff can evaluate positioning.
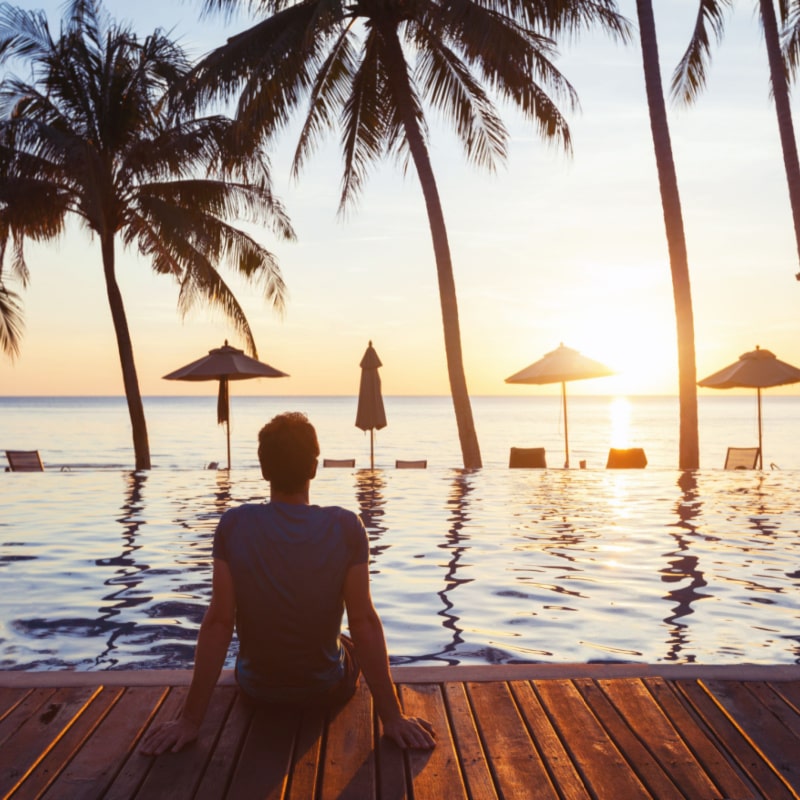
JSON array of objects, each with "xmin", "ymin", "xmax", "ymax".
[{"xmin": 213, "ymin": 501, "xmax": 368, "ymax": 702}]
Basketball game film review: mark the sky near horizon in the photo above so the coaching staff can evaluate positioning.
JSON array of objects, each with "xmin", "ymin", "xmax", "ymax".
[{"xmin": 1, "ymin": 0, "xmax": 799, "ymax": 399}]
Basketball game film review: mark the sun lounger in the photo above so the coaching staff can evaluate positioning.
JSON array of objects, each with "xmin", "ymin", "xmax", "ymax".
[
  {"xmin": 606, "ymin": 448, "xmax": 647, "ymax": 468},
  {"xmin": 5, "ymin": 450, "xmax": 44, "ymax": 471},
  {"xmin": 508, "ymin": 447, "xmax": 546, "ymax": 468},
  {"xmin": 724, "ymin": 447, "xmax": 760, "ymax": 469}
]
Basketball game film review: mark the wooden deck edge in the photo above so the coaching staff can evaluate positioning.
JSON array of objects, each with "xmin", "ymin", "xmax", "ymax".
[{"xmin": 1, "ymin": 662, "xmax": 798, "ymax": 688}]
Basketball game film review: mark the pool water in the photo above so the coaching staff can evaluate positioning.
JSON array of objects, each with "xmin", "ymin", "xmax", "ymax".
[{"xmin": 1, "ymin": 466, "xmax": 798, "ymax": 670}]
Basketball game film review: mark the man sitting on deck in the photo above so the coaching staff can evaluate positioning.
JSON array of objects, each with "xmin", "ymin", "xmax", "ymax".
[{"xmin": 141, "ymin": 411, "xmax": 436, "ymax": 755}]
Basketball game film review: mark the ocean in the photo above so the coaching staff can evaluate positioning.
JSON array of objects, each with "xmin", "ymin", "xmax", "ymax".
[
  {"xmin": 1, "ymin": 393, "xmax": 799, "ymax": 471},
  {"xmin": 1, "ymin": 395, "xmax": 798, "ymax": 670}
]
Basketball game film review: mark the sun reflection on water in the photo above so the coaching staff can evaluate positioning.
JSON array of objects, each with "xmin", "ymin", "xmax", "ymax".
[{"xmin": 609, "ymin": 396, "xmax": 632, "ymax": 448}]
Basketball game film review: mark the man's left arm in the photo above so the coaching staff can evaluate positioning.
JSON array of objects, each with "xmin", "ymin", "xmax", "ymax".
[{"xmin": 141, "ymin": 558, "xmax": 236, "ymax": 755}]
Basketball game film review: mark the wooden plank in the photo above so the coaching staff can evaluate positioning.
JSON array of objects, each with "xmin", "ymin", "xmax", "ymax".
[
  {"xmin": 746, "ymin": 682, "xmax": 800, "ymax": 741},
  {"xmin": 568, "ymin": 679, "xmax": 676, "ymax": 800},
  {"xmin": 0, "ymin": 688, "xmax": 56, "ymax": 750},
  {"xmin": 0, "ymin": 686, "xmax": 101, "ymax": 797},
  {"xmin": 7, "ymin": 686, "xmax": 122, "ymax": 800},
  {"xmin": 770, "ymin": 680, "xmax": 800, "ymax": 713},
  {"xmin": 376, "ymin": 725, "xmax": 408, "ymax": 800},
  {"xmin": 674, "ymin": 680, "xmax": 797, "ymax": 800},
  {"xmin": 194, "ymin": 691, "xmax": 253, "ymax": 800},
  {"xmin": 597, "ymin": 677, "xmax": 719, "ymax": 799},
  {"xmin": 648, "ymin": 679, "xmax": 759, "ymax": 800},
  {"xmin": 40, "ymin": 686, "xmax": 169, "ymax": 800},
  {"xmin": 224, "ymin": 701, "xmax": 300, "ymax": 800},
  {"xmin": 703, "ymin": 679, "xmax": 800, "ymax": 793},
  {"xmin": 102, "ymin": 687, "xmax": 187, "ymax": 800},
  {"xmin": 467, "ymin": 681, "xmax": 559, "ymax": 800},
  {"xmin": 442, "ymin": 682, "xmax": 497, "ymax": 800},
  {"xmin": 399, "ymin": 683, "xmax": 465, "ymax": 800},
  {"xmin": 510, "ymin": 680, "xmax": 590, "ymax": 800},
  {"xmin": 132, "ymin": 686, "xmax": 238, "ymax": 800},
  {"xmin": 533, "ymin": 679, "xmax": 650, "ymax": 798},
  {"xmin": 0, "ymin": 688, "xmax": 27, "ymax": 720},
  {"xmin": 285, "ymin": 705, "xmax": 326, "ymax": 800},
  {"xmin": 320, "ymin": 680, "xmax": 375, "ymax": 800}
]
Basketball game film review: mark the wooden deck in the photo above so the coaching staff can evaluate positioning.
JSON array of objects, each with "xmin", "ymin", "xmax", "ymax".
[{"xmin": 1, "ymin": 664, "xmax": 799, "ymax": 799}]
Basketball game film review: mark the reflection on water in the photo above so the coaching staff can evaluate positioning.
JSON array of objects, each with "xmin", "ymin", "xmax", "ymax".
[
  {"xmin": 660, "ymin": 471, "xmax": 710, "ymax": 663},
  {"xmin": 1, "ymin": 467, "xmax": 799, "ymax": 670}
]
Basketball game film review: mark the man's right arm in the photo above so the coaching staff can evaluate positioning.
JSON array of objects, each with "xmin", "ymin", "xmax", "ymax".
[{"xmin": 343, "ymin": 563, "xmax": 436, "ymax": 750}]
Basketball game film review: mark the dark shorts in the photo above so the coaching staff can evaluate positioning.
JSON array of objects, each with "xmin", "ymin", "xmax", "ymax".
[{"xmin": 238, "ymin": 634, "xmax": 361, "ymax": 710}]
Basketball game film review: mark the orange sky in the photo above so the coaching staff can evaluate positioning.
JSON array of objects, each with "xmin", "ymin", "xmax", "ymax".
[{"xmin": 1, "ymin": 0, "xmax": 798, "ymax": 398}]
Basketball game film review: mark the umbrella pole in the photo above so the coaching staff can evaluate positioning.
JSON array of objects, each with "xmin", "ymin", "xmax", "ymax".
[
  {"xmin": 226, "ymin": 420, "xmax": 231, "ymax": 471},
  {"xmin": 370, "ymin": 429, "xmax": 374, "ymax": 470},
  {"xmin": 562, "ymin": 381, "xmax": 570, "ymax": 468},
  {"xmin": 757, "ymin": 388, "xmax": 763, "ymax": 470}
]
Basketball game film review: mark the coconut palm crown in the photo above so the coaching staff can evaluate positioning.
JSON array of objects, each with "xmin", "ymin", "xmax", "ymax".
[
  {"xmin": 186, "ymin": 0, "xmax": 629, "ymax": 468},
  {"xmin": 0, "ymin": 0, "xmax": 295, "ymax": 469}
]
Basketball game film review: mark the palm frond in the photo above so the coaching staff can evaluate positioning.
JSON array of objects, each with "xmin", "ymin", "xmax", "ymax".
[
  {"xmin": 130, "ymin": 189, "xmax": 288, "ymax": 311},
  {"xmin": 671, "ymin": 0, "xmax": 733, "ymax": 105},
  {"xmin": 292, "ymin": 26, "xmax": 360, "ymax": 179},
  {"xmin": 338, "ymin": 29, "xmax": 390, "ymax": 213},
  {"xmin": 0, "ymin": 277, "xmax": 23, "ymax": 358},
  {"xmin": 182, "ymin": 4, "xmax": 323, "ymax": 129},
  {"xmin": 414, "ymin": 36, "xmax": 507, "ymax": 170},
  {"xmin": 781, "ymin": 0, "xmax": 800, "ymax": 82},
  {"xmin": 506, "ymin": 0, "xmax": 632, "ymax": 42},
  {"xmin": 0, "ymin": 4, "xmax": 53, "ymax": 65}
]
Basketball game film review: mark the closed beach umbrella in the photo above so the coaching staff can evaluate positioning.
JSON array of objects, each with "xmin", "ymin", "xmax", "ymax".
[
  {"xmin": 505, "ymin": 343, "xmax": 615, "ymax": 468},
  {"xmin": 163, "ymin": 340, "xmax": 288, "ymax": 470},
  {"xmin": 698, "ymin": 345, "xmax": 800, "ymax": 468},
  {"xmin": 355, "ymin": 341, "xmax": 387, "ymax": 469}
]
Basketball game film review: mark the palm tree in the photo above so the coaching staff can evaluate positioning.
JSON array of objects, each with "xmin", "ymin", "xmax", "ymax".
[
  {"xmin": 635, "ymin": 0, "xmax": 699, "ymax": 469},
  {"xmin": 0, "ymin": 0, "xmax": 294, "ymax": 469},
  {"xmin": 186, "ymin": 0, "xmax": 629, "ymax": 469},
  {"xmin": 673, "ymin": 0, "xmax": 800, "ymax": 281}
]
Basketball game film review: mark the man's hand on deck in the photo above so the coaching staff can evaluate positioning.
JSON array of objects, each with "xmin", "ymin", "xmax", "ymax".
[
  {"xmin": 140, "ymin": 717, "xmax": 200, "ymax": 755},
  {"xmin": 383, "ymin": 714, "xmax": 437, "ymax": 749}
]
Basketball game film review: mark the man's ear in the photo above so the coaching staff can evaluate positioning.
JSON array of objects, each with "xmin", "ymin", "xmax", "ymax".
[
  {"xmin": 260, "ymin": 465, "xmax": 271, "ymax": 482},
  {"xmin": 310, "ymin": 459, "xmax": 318, "ymax": 480}
]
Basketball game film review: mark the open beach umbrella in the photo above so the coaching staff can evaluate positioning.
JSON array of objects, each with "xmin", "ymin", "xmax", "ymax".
[
  {"xmin": 505, "ymin": 342, "xmax": 615, "ymax": 468},
  {"xmin": 698, "ymin": 345, "xmax": 800, "ymax": 469},
  {"xmin": 355, "ymin": 341, "xmax": 387, "ymax": 469},
  {"xmin": 163, "ymin": 340, "xmax": 288, "ymax": 470}
]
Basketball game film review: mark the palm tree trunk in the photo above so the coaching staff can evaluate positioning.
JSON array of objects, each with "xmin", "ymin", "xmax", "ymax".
[
  {"xmin": 101, "ymin": 232, "xmax": 151, "ymax": 470},
  {"xmin": 376, "ymin": 23, "xmax": 482, "ymax": 469},
  {"xmin": 636, "ymin": 0, "xmax": 700, "ymax": 469},
  {"xmin": 759, "ymin": 0, "xmax": 800, "ymax": 277}
]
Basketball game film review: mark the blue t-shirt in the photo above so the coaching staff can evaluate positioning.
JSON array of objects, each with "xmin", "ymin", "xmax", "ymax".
[{"xmin": 212, "ymin": 501, "xmax": 369, "ymax": 703}]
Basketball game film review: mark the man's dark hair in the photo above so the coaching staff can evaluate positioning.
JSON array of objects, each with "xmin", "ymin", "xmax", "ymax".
[{"xmin": 258, "ymin": 412, "xmax": 320, "ymax": 493}]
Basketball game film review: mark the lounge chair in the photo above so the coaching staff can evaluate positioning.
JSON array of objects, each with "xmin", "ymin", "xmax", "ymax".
[
  {"xmin": 322, "ymin": 458, "xmax": 356, "ymax": 468},
  {"xmin": 606, "ymin": 448, "xmax": 647, "ymax": 468},
  {"xmin": 724, "ymin": 447, "xmax": 760, "ymax": 470},
  {"xmin": 508, "ymin": 447, "xmax": 546, "ymax": 468},
  {"xmin": 395, "ymin": 459, "xmax": 427, "ymax": 469},
  {"xmin": 5, "ymin": 450, "xmax": 44, "ymax": 472}
]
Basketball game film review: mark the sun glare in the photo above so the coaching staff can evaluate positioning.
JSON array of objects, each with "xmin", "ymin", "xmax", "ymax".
[{"xmin": 609, "ymin": 396, "xmax": 632, "ymax": 448}]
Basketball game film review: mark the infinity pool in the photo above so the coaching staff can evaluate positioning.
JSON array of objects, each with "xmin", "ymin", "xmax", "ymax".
[{"xmin": 1, "ymin": 467, "xmax": 798, "ymax": 670}]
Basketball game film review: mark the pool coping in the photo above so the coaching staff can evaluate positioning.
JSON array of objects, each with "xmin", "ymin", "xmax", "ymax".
[{"xmin": 2, "ymin": 662, "xmax": 798, "ymax": 688}]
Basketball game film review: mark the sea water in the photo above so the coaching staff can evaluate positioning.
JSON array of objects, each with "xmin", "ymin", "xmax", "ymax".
[{"xmin": 0, "ymin": 395, "xmax": 798, "ymax": 670}]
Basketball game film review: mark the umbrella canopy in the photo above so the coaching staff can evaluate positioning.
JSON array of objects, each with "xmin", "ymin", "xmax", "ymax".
[
  {"xmin": 355, "ymin": 341, "xmax": 387, "ymax": 469},
  {"xmin": 506, "ymin": 343, "xmax": 614, "ymax": 468},
  {"xmin": 163, "ymin": 341, "xmax": 288, "ymax": 469},
  {"xmin": 698, "ymin": 345, "xmax": 800, "ymax": 468}
]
